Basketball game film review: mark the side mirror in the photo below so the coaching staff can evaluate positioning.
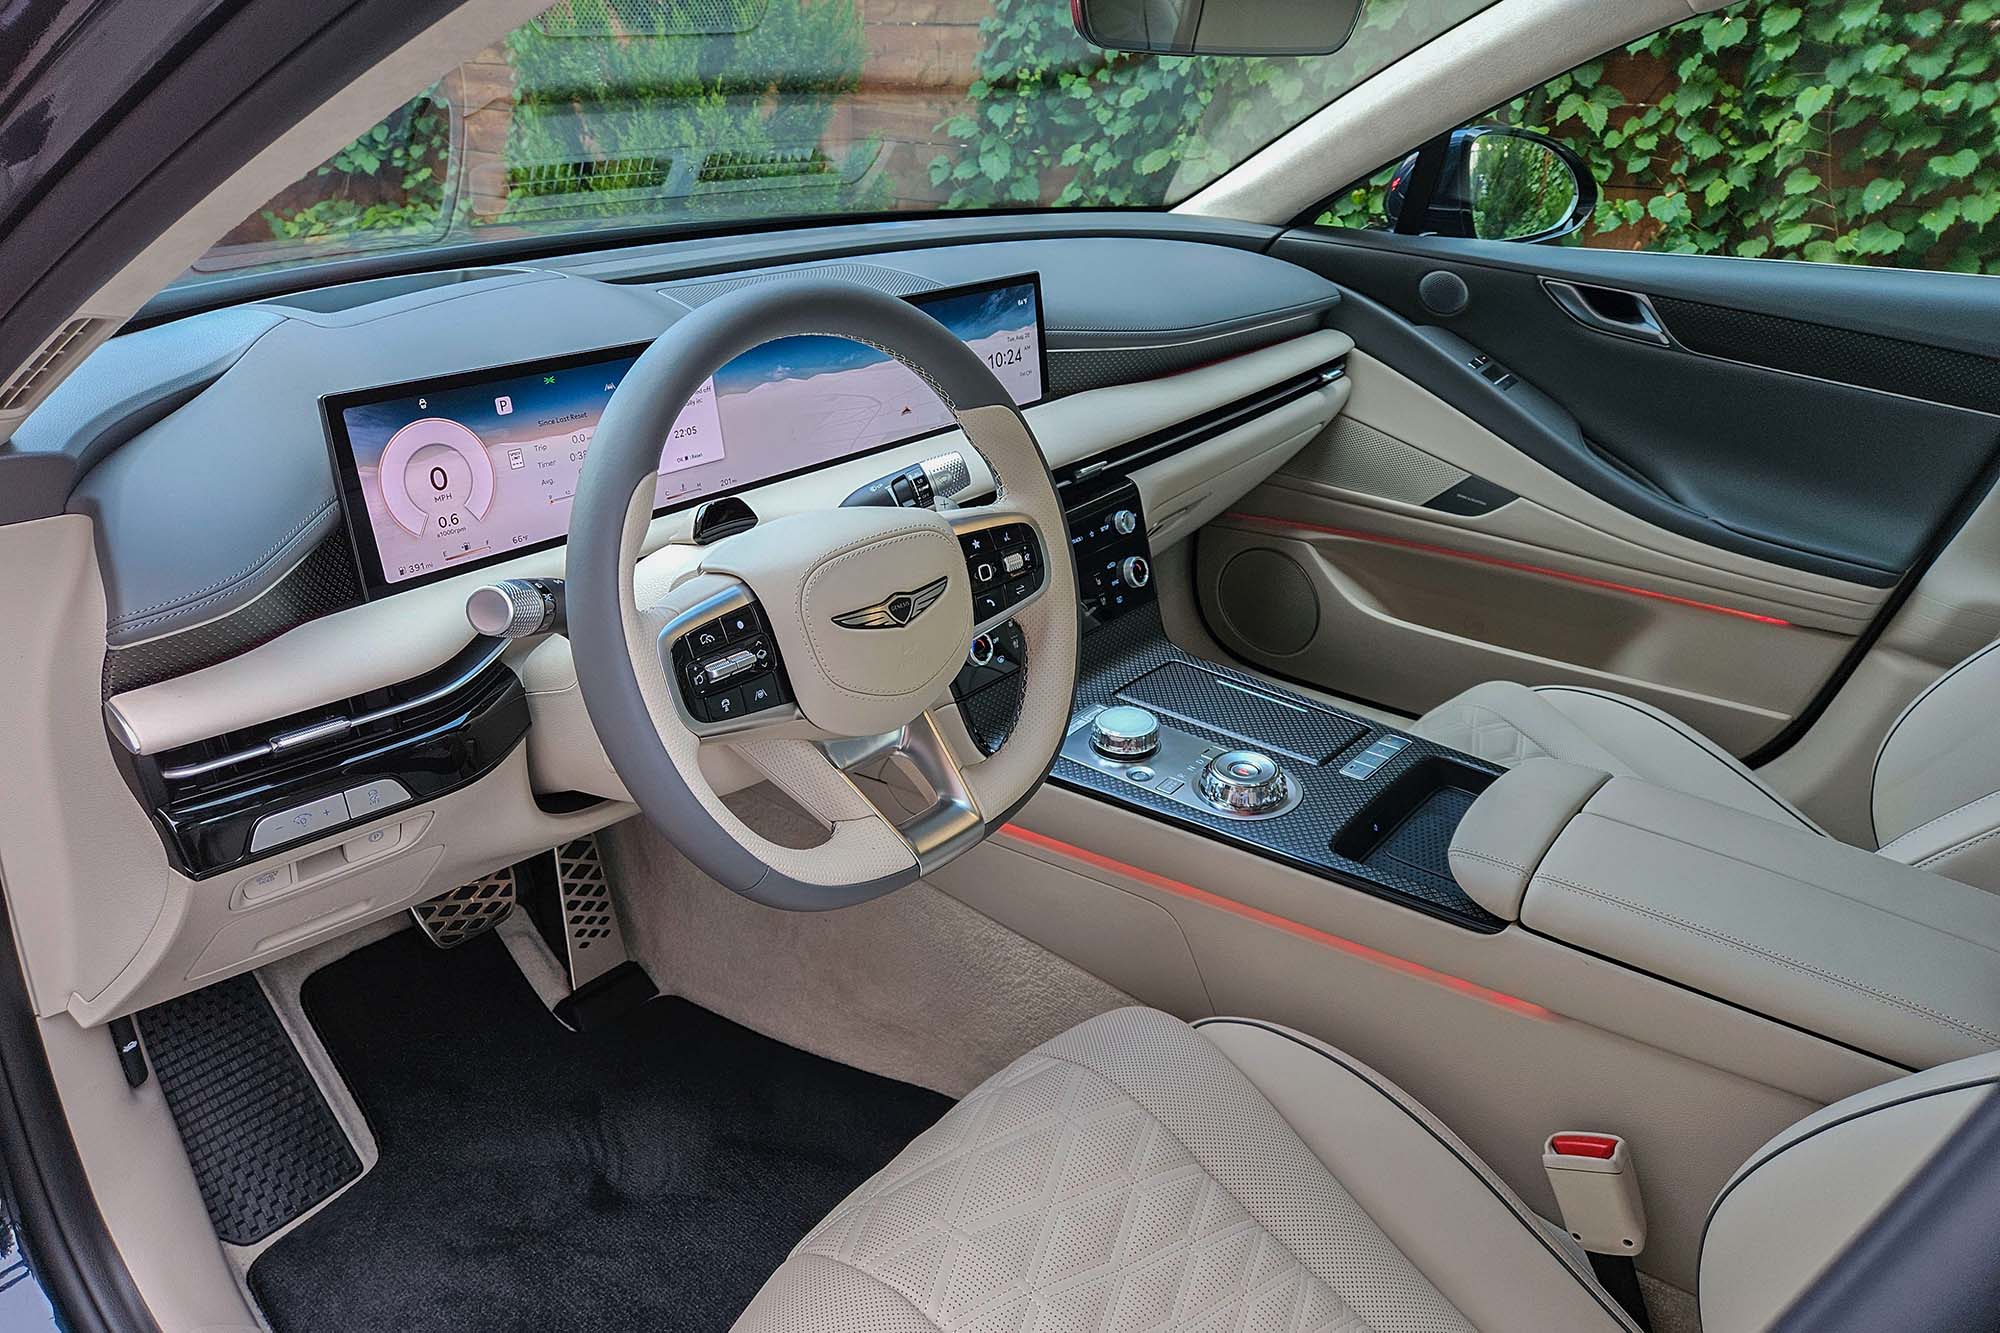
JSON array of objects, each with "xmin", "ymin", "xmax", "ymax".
[
  {"xmin": 1385, "ymin": 126, "xmax": 1597, "ymax": 244},
  {"xmin": 1071, "ymin": 0, "xmax": 1363, "ymax": 56}
]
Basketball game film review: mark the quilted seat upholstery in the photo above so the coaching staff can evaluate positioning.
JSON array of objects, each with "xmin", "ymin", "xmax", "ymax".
[{"xmin": 732, "ymin": 1008, "xmax": 1632, "ymax": 1333}]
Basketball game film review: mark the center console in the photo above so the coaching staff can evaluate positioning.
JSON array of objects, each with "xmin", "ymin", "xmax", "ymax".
[{"xmin": 973, "ymin": 470, "xmax": 1510, "ymax": 931}]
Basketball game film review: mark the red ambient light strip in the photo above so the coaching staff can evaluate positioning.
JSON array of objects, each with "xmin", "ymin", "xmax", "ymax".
[
  {"xmin": 1222, "ymin": 512, "xmax": 1793, "ymax": 627},
  {"xmin": 998, "ymin": 824, "xmax": 1554, "ymax": 1021}
]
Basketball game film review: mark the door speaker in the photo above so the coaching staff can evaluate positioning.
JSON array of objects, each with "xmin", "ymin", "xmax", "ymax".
[
  {"xmin": 1217, "ymin": 548, "xmax": 1319, "ymax": 656},
  {"xmin": 1419, "ymin": 270, "xmax": 1471, "ymax": 317}
]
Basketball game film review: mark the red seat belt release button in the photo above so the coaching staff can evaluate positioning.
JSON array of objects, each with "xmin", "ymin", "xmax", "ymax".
[
  {"xmin": 1542, "ymin": 1131, "xmax": 1647, "ymax": 1256},
  {"xmin": 1550, "ymin": 1132, "xmax": 1619, "ymax": 1159}
]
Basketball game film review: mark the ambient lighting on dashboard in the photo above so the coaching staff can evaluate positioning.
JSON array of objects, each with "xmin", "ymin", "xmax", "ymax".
[
  {"xmin": 1223, "ymin": 512, "xmax": 1794, "ymax": 627},
  {"xmin": 996, "ymin": 824, "xmax": 1554, "ymax": 1021}
]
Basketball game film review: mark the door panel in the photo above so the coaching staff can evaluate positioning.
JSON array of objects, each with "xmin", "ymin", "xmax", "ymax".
[{"xmin": 1198, "ymin": 231, "xmax": 2000, "ymax": 753}]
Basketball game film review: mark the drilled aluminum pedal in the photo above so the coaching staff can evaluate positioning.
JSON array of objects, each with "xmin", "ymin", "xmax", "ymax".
[
  {"xmin": 555, "ymin": 835, "xmax": 629, "ymax": 988},
  {"xmin": 411, "ymin": 868, "xmax": 516, "ymax": 948}
]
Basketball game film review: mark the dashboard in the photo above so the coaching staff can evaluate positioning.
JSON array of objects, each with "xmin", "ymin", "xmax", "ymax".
[
  {"xmin": 327, "ymin": 276, "xmax": 1045, "ymax": 594},
  {"xmin": 14, "ymin": 223, "xmax": 1352, "ymax": 1024}
]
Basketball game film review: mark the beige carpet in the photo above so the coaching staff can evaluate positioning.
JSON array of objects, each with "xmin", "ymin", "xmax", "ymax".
[{"xmin": 602, "ymin": 786, "xmax": 1133, "ymax": 1098}]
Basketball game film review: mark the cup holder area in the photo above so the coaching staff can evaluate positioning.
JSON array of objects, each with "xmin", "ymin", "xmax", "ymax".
[{"xmin": 1331, "ymin": 757, "xmax": 1498, "ymax": 898}]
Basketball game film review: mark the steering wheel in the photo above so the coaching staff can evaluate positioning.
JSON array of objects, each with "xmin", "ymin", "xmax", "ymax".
[{"xmin": 567, "ymin": 281, "xmax": 1078, "ymax": 909}]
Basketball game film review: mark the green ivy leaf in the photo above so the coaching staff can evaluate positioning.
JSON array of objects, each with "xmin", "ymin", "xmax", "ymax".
[
  {"xmin": 1735, "ymin": 236, "xmax": 1771, "ymax": 258},
  {"xmin": 1794, "ymin": 85, "xmax": 1834, "ymax": 118},
  {"xmin": 1850, "ymin": 221, "xmax": 1908, "ymax": 255},
  {"xmin": 1930, "ymin": 148, "xmax": 1980, "ymax": 179},
  {"xmin": 1861, "ymin": 177, "xmax": 1905, "ymax": 212},
  {"xmin": 1783, "ymin": 166, "xmax": 1822, "ymax": 195}
]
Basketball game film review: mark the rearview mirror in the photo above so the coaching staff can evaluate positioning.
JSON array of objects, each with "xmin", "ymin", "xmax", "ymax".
[
  {"xmin": 1385, "ymin": 126, "xmax": 1597, "ymax": 244},
  {"xmin": 1072, "ymin": 0, "xmax": 1364, "ymax": 56}
]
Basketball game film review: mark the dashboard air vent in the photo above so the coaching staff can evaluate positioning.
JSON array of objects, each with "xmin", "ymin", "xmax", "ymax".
[{"xmin": 0, "ymin": 317, "xmax": 113, "ymax": 416}]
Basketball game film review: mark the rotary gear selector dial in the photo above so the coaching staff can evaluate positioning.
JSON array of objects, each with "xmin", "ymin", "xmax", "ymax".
[{"xmin": 1198, "ymin": 750, "xmax": 1290, "ymax": 815}]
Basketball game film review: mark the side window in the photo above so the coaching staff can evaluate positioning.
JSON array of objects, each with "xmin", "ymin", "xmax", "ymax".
[{"xmin": 1323, "ymin": 0, "xmax": 2000, "ymax": 274}]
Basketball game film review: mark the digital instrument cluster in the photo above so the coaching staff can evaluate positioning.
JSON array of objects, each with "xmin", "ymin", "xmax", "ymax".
[{"xmin": 325, "ymin": 275, "xmax": 1045, "ymax": 595}]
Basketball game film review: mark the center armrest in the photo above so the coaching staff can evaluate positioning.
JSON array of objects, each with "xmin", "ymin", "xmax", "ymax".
[{"xmin": 1451, "ymin": 761, "xmax": 2000, "ymax": 1069}]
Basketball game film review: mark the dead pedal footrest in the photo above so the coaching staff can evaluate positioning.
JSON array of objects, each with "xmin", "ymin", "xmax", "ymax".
[{"xmin": 411, "ymin": 867, "xmax": 517, "ymax": 948}]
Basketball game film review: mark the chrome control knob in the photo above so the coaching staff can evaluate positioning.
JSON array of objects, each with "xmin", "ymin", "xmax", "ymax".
[
  {"xmin": 967, "ymin": 633, "xmax": 996, "ymax": 667},
  {"xmin": 466, "ymin": 578, "xmax": 563, "ymax": 638},
  {"xmin": 1112, "ymin": 508, "xmax": 1139, "ymax": 536},
  {"xmin": 1091, "ymin": 705, "xmax": 1161, "ymax": 759},
  {"xmin": 1119, "ymin": 555, "xmax": 1152, "ymax": 589},
  {"xmin": 1199, "ymin": 750, "xmax": 1289, "ymax": 815}
]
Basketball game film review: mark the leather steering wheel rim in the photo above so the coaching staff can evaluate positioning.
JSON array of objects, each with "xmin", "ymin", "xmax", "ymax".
[{"xmin": 567, "ymin": 280, "xmax": 1077, "ymax": 909}]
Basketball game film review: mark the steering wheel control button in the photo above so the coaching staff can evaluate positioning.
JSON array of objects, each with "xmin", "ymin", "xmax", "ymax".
[
  {"xmin": 1091, "ymin": 705, "xmax": 1162, "ymax": 760},
  {"xmin": 667, "ymin": 598, "xmax": 792, "ymax": 729},
  {"xmin": 740, "ymin": 675, "xmax": 785, "ymax": 712},
  {"xmin": 1198, "ymin": 750, "xmax": 1290, "ymax": 815},
  {"xmin": 961, "ymin": 522, "xmax": 1045, "ymax": 618},
  {"xmin": 250, "ymin": 791, "xmax": 353, "ymax": 853}
]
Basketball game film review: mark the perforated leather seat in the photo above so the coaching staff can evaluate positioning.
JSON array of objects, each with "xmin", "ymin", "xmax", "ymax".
[
  {"xmin": 735, "ymin": 1008, "xmax": 2000, "ymax": 1332},
  {"xmin": 1411, "ymin": 641, "xmax": 2000, "ymax": 895}
]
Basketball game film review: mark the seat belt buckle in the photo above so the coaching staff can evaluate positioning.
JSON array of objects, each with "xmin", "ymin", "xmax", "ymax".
[{"xmin": 1543, "ymin": 1131, "xmax": 1647, "ymax": 1256}]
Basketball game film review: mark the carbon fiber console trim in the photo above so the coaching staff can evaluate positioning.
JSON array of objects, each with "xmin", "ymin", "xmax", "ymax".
[
  {"xmin": 139, "ymin": 974, "xmax": 360, "ymax": 1245},
  {"xmin": 1060, "ymin": 605, "xmax": 1504, "ymax": 931}
]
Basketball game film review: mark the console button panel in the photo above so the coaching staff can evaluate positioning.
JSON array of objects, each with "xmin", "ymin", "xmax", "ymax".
[
  {"xmin": 668, "ymin": 598, "xmax": 794, "ymax": 726},
  {"xmin": 1067, "ymin": 483, "xmax": 1155, "ymax": 628}
]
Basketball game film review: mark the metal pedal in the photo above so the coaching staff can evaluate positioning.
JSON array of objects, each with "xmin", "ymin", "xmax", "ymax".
[
  {"xmin": 410, "ymin": 867, "xmax": 517, "ymax": 948},
  {"xmin": 554, "ymin": 835, "xmax": 630, "ymax": 989}
]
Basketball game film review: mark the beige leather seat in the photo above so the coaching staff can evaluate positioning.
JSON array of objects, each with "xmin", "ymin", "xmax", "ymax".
[
  {"xmin": 1412, "ymin": 641, "xmax": 2000, "ymax": 894},
  {"xmin": 735, "ymin": 1007, "xmax": 2000, "ymax": 1333}
]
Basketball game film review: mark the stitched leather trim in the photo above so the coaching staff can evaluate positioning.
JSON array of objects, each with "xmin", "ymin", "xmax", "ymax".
[
  {"xmin": 1191, "ymin": 1017, "xmax": 1639, "ymax": 1331},
  {"xmin": 1877, "ymin": 789, "xmax": 2000, "ymax": 856},
  {"xmin": 1868, "ymin": 640, "xmax": 2000, "ymax": 846},
  {"xmin": 1698, "ymin": 1073, "xmax": 2000, "ymax": 1262},
  {"xmin": 1533, "ymin": 686, "xmax": 1820, "ymax": 836},
  {"xmin": 1535, "ymin": 871, "xmax": 2000, "ymax": 1047}
]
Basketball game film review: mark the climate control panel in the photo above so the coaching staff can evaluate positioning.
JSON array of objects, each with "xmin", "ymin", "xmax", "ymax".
[{"xmin": 1066, "ymin": 482, "xmax": 1155, "ymax": 628}]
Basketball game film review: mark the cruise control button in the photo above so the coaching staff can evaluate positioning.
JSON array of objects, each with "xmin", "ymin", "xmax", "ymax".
[
  {"xmin": 687, "ymin": 622, "xmax": 726, "ymax": 654},
  {"xmin": 740, "ymin": 674, "xmax": 784, "ymax": 711}
]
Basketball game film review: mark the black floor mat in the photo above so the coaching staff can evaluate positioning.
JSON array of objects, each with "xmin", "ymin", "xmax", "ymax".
[{"xmin": 248, "ymin": 930, "xmax": 949, "ymax": 1333}]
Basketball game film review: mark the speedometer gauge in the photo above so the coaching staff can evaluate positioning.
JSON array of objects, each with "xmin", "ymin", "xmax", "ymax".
[{"xmin": 379, "ymin": 417, "xmax": 496, "ymax": 537}]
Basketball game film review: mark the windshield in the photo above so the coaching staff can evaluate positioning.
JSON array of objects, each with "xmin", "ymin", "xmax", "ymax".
[{"xmin": 179, "ymin": 0, "xmax": 1494, "ymax": 287}]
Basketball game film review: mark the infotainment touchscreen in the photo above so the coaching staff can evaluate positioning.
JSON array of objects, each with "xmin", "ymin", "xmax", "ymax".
[{"xmin": 324, "ymin": 274, "xmax": 1045, "ymax": 595}]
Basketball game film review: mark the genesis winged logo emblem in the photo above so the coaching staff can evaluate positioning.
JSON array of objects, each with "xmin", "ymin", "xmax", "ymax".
[{"xmin": 831, "ymin": 576, "xmax": 949, "ymax": 630}]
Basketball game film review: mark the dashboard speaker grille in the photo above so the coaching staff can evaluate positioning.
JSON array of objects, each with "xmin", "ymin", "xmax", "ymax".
[
  {"xmin": 533, "ymin": 0, "xmax": 768, "ymax": 36},
  {"xmin": 662, "ymin": 262, "xmax": 929, "ymax": 307}
]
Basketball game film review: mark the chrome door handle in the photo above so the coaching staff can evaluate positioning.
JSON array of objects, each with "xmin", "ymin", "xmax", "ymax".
[{"xmin": 1541, "ymin": 279, "xmax": 1674, "ymax": 347}]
